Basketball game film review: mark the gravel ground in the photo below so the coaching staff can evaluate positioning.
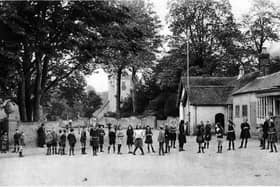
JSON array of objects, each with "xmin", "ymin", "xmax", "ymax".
[{"xmin": 0, "ymin": 134, "xmax": 280, "ymax": 186}]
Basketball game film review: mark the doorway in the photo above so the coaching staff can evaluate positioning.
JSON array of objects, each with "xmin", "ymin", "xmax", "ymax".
[{"xmin": 215, "ymin": 113, "xmax": 225, "ymax": 131}]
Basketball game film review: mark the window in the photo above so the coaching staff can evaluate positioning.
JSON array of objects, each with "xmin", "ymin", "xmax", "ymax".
[
  {"xmin": 242, "ymin": 105, "xmax": 248, "ymax": 117},
  {"xmin": 235, "ymin": 105, "xmax": 240, "ymax": 118}
]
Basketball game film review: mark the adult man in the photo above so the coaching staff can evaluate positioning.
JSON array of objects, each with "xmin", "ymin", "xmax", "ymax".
[
  {"xmin": 262, "ymin": 116, "xmax": 270, "ymax": 150},
  {"xmin": 37, "ymin": 123, "xmax": 46, "ymax": 147}
]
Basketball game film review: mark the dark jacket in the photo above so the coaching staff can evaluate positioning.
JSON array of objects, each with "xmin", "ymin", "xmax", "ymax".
[
  {"xmin": 227, "ymin": 125, "xmax": 236, "ymax": 141},
  {"xmin": 263, "ymin": 120, "xmax": 269, "ymax": 139},
  {"xmin": 196, "ymin": 125, "xmax": 204, "ymax": 143},
  {"xmin": 126, "ymin": 128, "xmax": 134, "ymax": 145},
  {"xmin": 90, "ymin": 128, "xmax": 99, "ymax": 147},
  {"xmin": 67, "ymin": 133, "xmax": 76, "ymax": 146},
  {"xmin": 80, "ymin": 130, "xmax": 87, "ymax": 143},
  {"xmin": 205, "ymin": 124, "xmax": 212, "ymax": 141},
  {"xmin": 240, "ymin": 122, "xmax": 251, "ymax": 139},
  {"xmin": 98, "ymin": 128, "xmax": 105, "ymax": 145},
  {"xmin": 178, "ymin": 123, "xmax": 186, "ymax": 144}
]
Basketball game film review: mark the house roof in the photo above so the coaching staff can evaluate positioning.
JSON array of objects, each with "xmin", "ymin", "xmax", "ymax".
[
  {"xmin": 178, "ymin": 72, "xmax": 260, "ymax": 106},
  {"xmin": 233, "ymin": 71, "xmax": 280, "ymax": 95}
]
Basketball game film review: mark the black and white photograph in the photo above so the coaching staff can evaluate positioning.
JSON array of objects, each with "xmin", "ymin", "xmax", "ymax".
[{"xmin": 0, "ymin": 0, "xmax": 280, "ymax": 185}]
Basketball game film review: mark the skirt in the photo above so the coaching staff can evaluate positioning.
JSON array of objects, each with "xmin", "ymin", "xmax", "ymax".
[
  {"xmin": 135, "ymin": 138, "xmax": 143, "ymax": 147},
  {"xmin": 145, "ymin": 136, "xmax": 153, "ymax": 144},
  {"xmin": 240, "ymin": 130, "xmax": 251, "ymax": 139},
  {"xmin": 196, "ymin": 136, "xmax": 204, "ymax": 143},
  {"xmin": 227, "ymin": 132, "xmax": 236, "ymax": 141},
  {"xmin": 127, "ymin": 136, "xmax": 134, "ymax": 145}
]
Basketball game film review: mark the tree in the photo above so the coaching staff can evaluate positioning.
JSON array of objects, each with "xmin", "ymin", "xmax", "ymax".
[
  {"xmin": 166, "ymin": 0, "xmax": 243, "ymax": 79},
  {"xmin": 83, "ymin": 90, "xmax": 102, "ymax": 119},
  {"xmin": 0, "ymin": 1, "xmax": 129, "ymax": 121},
  {"xmin": 102, "ymin": 0, "xmax": 161, "ymax": 117},
  {"xmin": 241, "ymin": 0, "xmax": 280, "ymax": 68}
]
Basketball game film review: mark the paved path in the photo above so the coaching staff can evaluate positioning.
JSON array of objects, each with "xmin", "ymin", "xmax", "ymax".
[{"xmin": 0, "ymin": 136, "xmax": 279, "ymax": 185}]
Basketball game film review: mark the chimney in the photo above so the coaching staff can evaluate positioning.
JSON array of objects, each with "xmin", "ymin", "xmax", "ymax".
[
  {"xmin": 259, "ymin": 47, "xmax": 270, "ymax": 76},
  {"xmin": 237, "ymin": 65, "xmax": 245, "ymax": 80}
]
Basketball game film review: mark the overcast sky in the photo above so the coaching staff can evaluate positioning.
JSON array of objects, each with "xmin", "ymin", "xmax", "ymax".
[{"xmin": 86, "ymin": 0, "xmax": 280, "ymax": 93}]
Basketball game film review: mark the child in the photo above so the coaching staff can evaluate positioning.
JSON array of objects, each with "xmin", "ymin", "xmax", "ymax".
[
  {"xmin": 51, "ymin": 128, "xmax": 58, "ymax": 154},
  {"xmin": 164, "ymin": 125, "xmax": 170, "ymax": 153},
  {"xmin": 178, "ymin": 120, "xmax": 186, "ymax": 152},
  {"xmin": 239, "ymin": 118, "xmax": 251, "ymax": 149},
  {"xmin": 108, "ymin": 124, "xmax": 116, "ymax": 154},
  {"xmin": 58, "ymin": 130, "xmax": 62, "ymax": 155},
  {"xmin": 13, "ymin": 129, "xmax": 21, "ymax": 153},
  {"xmin": 158, "ymin": 125, "xmax": 165, "ymax": 156},
  {"xmin": 204, "ymin": 121, "xmax": 211, "ymax": 149},
  {"xmin": 90, "ymin": 126, "xmax": 99, "ymax": 156},
  {"xmin": 80, "ymin": 126, "xmax": 87, "ymax": 154},
  {"xmin": 145, "ymin": 125, "xmax": 155, "ymax": 153},
  {"xmin": 268, "ymin": 120, "xmax": 277, "ymax": 153},
  {"xmin": 227, "ymin": 120, "xmax": 236, "ymax": 151},
  {"xmin": 116, "ymin": 126, "xmax": 124, "ymax": 154},
  {"xmin": 169, "ymin": 123, "xmax": 177, "ymax": 149},
  {"xmin": 133, "ymin": 125, "xmax": 145, "ymax": 155},
  {"xmin": 196, "ymin": 122, "xmax": 205, "ymax": 153},
  {"xmin": 215, "ymin": 123, "xmax": 224, "ymax": 153},
  {"xmin": 1, "ymin": 132, "xmax": 8, "ymax": 153},
  {"xmin": 126, "ymin": 125, "xmax": 134, "ymax": 154},
  {"xmin": 67, "ymin": 128, "xmax": 76, "ymax": 156},
  {"xmin": 60, "ymin": 130, "xmax": 67, "ymax": 155},
  {"xmin": 98, "ymin": 124, "xmax": 105, "ymax": 152},
  {"xmin": 19, "ymin": 131, "xmax": 25, "ymax": 157},
  {"xmin": 45, "ymin": 130, "xmax": 53, "ymax": 155},
  {"xmin": 256, "ymin": 125, "xmax": 264, "ymax": 148}
]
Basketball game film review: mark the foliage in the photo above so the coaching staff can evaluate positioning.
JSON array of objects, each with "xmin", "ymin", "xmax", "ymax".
[{"xmin": 0, "ymin": 1, "xmax": 130, "ymax": 121}]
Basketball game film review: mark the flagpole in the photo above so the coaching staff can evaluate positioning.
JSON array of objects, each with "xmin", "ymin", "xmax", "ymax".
[{"xmin": 186, "ymin": 30, "xmax": 190, "ymax": 134}]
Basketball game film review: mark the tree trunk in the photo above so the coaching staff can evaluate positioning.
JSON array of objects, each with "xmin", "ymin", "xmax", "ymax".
[
  {"xmin": 25, "ymin": 75, "xmax": 33, "ymax": 121},
  {"xmin": 116, "ymin": 68, "xmax": 122, "ymax": 118},
  {"xmin": 131, "ymin": 67, "xmax": 137, "ymax": 114},
  {"xmin": 18, "ymin": 77, "xmax": 27, "ymax": 122},
  {"xmin": 33, "ymin": 56, "xmax": 43, "ymax": 121}
]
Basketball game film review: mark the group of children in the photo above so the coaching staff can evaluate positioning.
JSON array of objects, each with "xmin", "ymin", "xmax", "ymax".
[{"xmin": 1, "ymin": 129, "xmax": 25, "ymax": 157}]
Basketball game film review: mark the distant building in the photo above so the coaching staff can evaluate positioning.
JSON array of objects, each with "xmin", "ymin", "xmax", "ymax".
[{"xmin": 108, "ymin": 74, "xmax": 132, "ymax": 112}]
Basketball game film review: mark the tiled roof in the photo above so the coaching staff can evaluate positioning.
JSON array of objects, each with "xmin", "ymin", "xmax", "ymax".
[{"xmin": 233, "ymin": 71, "xmax": 280, "ymax": 95}]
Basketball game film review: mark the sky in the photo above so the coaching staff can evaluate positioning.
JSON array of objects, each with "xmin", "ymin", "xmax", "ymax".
[{"xmin": 86, "ymin": 0, "xmax": 279, "ymax": 92}]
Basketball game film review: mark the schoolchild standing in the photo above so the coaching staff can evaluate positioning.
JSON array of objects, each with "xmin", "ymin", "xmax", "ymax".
[
  {"xmin": 158, "ymin": 125, "xmax": 165, "ymax": 156},
  {"xmin": 204, "ymin": 121, "xmax": 212, "ymax": 149},
  {"xmin": 107, "ymin": 124, "xmax": 116, "ymax": 154},
  {"xmin": 133, "ymin": 125, "xmax": 145, "ymax": 155},
  {"xmin": 126, "ymin": 125, "xmax": 134, "ymax": 154},
  {"xmin": 58, "ymin": 130, "xmax": 63, "ymax": 155},
  {"xmin": 90, "ymin": 126, "xmax": 99, "ymax": 156},
  {"xmin": 227, "ymin": 120, "xmax": 236, "ymax": 151},
  {"xmin": 98, "ymin": 124, "xmax": 105, "ymax": 152},
  {"xmin": 196, "ymin": 121, "xmax": 205, "ymax": 153},
  {"xmin": 164, "ymin": 125, "xmax": 170, "ymax": 153},
  {"xmin": 13, "ymin": 129, "xmax": 21, "ymax": 153},
  {"xmin": 80, "ymin": 126, "xmax": 87, "ymax": 154},
  {"xmin": 216, "ymin": 123, "xmax": 224, "ymax": 153},
  {"xmin": 60, "ymin": 130, "xmax": 67, "ymax": 155},
  {"xmin": 268, "ymin": 119, "xmax": 277, "ymax": 153},
  {"xmin": 145, "ymin": 125, "xmax": 155, "ymax": 153},
  {"xmin": 45, "ymin": 130, "xmax": 53, "ymax": 155},
  {"xmin": 67, "ymin": 128, "xmax": 76, "ymax": 156},
  {"xmin": 256, "ymin": 125, "xmax": 264, "ymax": 148},
  {"xmin": 1, "ymin": 132, "xmax": 8, "ymax": 153},
  {"xmin": 19, "ymin": 131, "xmax": 25, "ymax": 157},
  {"xmin": 116, "ymin": 126, "xmax": 125, "ymax": 154},
  {"xmin": 51, "ymin": 128, "xmax": 58, "ymax": 154},
  {"xmin": 239, "ymin": 118, "xmax": 251, "ymax": 149},
  {"xmin": 169, "ymin": 123, "xmax": 177, "ymax": 149}
]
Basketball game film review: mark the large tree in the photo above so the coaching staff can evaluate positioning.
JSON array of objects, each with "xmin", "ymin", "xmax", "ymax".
[
  {"xmin": 241, "ymin": 0, "xmax": 280, "ymax": 68},
  {"xmin": 0, "ymin": 1, "xmax": 129, "ymax": 121},
  {"xmin": 102, "ymin": 0, "xmax": 161, "ymax": 116},
  {"xmin": 165, "ymin": 0, "xmax": 243, "ymax": 80}
]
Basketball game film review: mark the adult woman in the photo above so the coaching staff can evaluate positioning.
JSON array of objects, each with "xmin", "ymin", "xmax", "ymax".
[
  {"xmin": 239, "ymin": 118, "xmax": 251, "ymax": 149},
  {"xmin": 226, "ymin": 120, "xmax": 236, "ymax": 151},
  {"xmin": 126, "ymin": 125, "xmax": 134, "ymax": 154},
  {"xmin": 145, "ymin": 125, "xmax": 155, "ymax": 153},
  {"xmin": 178, "ymin": 120, "xmax": 186, "ymax": 152},
  {"xmin": 268, "ymin": 119, "xmax": 277, "ymax": 152}
]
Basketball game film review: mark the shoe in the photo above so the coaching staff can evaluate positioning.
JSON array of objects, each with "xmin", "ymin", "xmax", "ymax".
[{"xmin": 238, "ymin": 146, "xmax": 242, "ymax": 149}]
